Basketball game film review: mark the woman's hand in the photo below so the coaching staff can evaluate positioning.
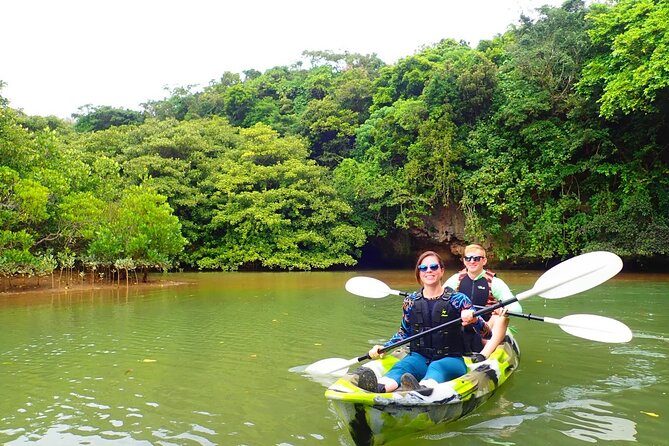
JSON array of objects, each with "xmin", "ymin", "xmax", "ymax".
[
  {"xmin": 368, "ymin": 345, "xmax": 385, "ymax": 359},
  {"xmin": 460, "ymin": 309, "xmax": 477, "ymax": 325}
]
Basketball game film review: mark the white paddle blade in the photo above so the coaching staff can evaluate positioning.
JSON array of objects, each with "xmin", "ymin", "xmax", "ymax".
[
  {"xmin": 558, "ymin": 314, "xmax": 633, "ymax": 343},
  {"xmin": 345, "ymin": 276, "xmax": 393, "ymax": 299},
  {"xmin": 304, "ymin": 357, "xmax": 354, "ymax": 376},
  {"xmin": 534, "ymin": 251, "xmax": 623, "ymax": 299}
]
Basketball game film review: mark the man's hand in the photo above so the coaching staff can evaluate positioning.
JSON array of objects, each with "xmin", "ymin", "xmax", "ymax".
[{"xmin": 493, "ymin": 306, "xmax": 509, "ymax": 317}]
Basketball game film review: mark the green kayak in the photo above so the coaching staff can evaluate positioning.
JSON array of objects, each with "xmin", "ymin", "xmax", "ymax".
[{"xmin": 324, "ymin": 334, "xmax": 520, "ymax": 446}]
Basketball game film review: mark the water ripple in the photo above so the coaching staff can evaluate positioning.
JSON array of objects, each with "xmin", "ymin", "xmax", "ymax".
[{"xmin": 548, "ymin": 400, "xmax": 637, "ymax": 443}]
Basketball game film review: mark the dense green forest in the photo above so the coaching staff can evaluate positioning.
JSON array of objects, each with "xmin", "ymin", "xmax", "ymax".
[{"xmin": 1, "ymin": 0, "xmax": 668, "ymax": 284}]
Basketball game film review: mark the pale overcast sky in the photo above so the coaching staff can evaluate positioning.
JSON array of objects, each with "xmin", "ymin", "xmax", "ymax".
[{"xmin": 2, "ymin": 0, "xmax": 564, "ymax": 119}]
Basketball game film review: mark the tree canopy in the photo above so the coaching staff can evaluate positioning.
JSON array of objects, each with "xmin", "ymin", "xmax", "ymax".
[{"xmin": 1, "ymin": 0, "xmax": 667, "ymax": 281}]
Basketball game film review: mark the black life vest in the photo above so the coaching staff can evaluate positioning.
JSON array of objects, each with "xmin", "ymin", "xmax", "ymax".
[
  {"xmin": 457, "ymin": 268, "xmax": 496, "ymax": 320},
  {"xmin": 457, "ymin": 269, "xmax": 496, "ymax": 353},
  {"xmin": 408, "ymin": 287, "xmax": 465, "ymax": 360}
]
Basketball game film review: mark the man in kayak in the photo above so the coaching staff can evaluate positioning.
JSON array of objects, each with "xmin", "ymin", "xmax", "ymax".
[
  {"xmin": 444, "ymin": 244, "xmax": 521, "ymax": 361},
  {"xmin": 355, "ymin": 250, "xmax": 489, "ymax": 393}
]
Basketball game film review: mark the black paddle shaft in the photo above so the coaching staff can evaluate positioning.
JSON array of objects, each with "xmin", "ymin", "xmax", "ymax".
[
  {"xmin": 507, "ymin": 312, "xmax": 544, "ymax": 322},
  {"xmin": 356, "ymin": 296, "xmax": 519, "ymax": 361},
  {"xmin": 473, "ymin": 305, "xmax": 545, "ymax": 322}
]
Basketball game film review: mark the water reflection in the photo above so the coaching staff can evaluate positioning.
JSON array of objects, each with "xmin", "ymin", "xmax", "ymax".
[
  {"xmin": 420, "ymin": 398, "xmax": 636, "ymax": 444},
  {"xmin": 5, "ymin": 425, "xmax": 154, "ymax": 445},
  {"xmin": 550, "ymin": 400, "xmax": 637, "ymax": 443}
]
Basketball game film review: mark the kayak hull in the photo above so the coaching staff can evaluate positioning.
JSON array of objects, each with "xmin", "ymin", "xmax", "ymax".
[{"xmin": 325, "ymin": 334, "xmax": 520, "ymax": 445}]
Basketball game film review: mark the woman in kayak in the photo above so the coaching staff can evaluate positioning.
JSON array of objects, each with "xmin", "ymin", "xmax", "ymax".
[{"xmin": 356, "ymin": 250, "xmax": 490, "ymax": 393}]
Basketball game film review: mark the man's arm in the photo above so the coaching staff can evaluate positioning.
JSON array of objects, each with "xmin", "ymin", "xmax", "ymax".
[{"xmin": 491, "ymin": 277, "xmax": 522, "ymax": 313}]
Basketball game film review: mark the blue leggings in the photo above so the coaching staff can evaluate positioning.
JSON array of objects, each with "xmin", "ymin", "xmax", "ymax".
[{"xmin": 385, "ymin": 352, "xmax": 467, "ymax": 384}]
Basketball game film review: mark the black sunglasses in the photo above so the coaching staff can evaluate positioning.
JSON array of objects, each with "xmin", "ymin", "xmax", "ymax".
[
  {"xmin": 418, "ymin": 263, "xmax": 441, "ymax": 272},
  {"xmin": 463, "ymin": 255, "xmax": 485, "ymax": 262}
]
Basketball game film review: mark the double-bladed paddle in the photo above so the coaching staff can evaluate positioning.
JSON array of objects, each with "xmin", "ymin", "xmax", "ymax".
[
  {"xmin": 305, "ymin": 251, "xmax": 627, "ymax": 376},
  {"xmin": 345, "ymin": 278, "xmax": 632, "ymax": 344}
]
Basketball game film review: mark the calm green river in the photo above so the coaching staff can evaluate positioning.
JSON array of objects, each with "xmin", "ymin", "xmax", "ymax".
[{"xmin": 0, "ymin": 269, "xmax": 667, "ymax": 445}]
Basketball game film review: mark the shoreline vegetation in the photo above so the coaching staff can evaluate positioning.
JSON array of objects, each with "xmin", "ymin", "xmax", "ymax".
[{"xmin": 0, "ymin": 274, "xmax": 188, "ymax": 296}]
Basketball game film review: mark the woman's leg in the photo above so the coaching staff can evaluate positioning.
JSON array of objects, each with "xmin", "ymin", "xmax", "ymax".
[
  {"xmin": 379, "ymin": 353, "xmax": 428, "ymax": 392},
  {"xmin": 421, "ymin": 356, "xmax": 467, "ymax": 387}
]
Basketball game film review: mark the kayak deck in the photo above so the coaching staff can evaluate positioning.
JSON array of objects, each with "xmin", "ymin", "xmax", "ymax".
[{"xmin": 324, "ymin": 334, "xmax": 520, "ymax": 445}]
